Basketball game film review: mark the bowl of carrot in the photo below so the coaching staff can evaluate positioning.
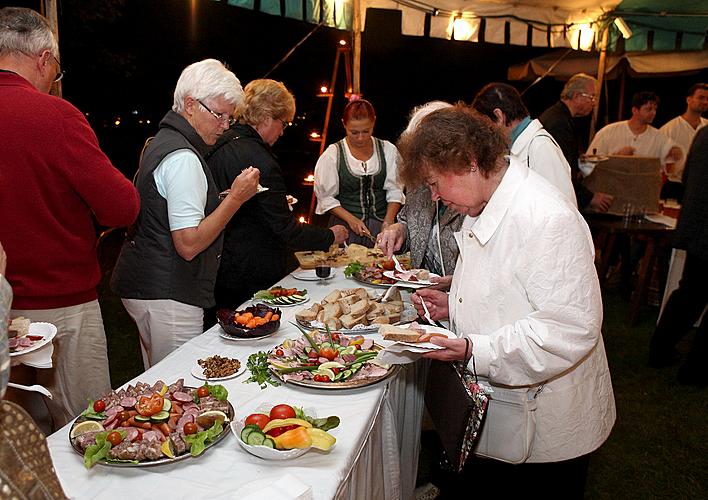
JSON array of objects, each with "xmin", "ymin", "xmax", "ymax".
[{"xmin": 216, "ymin": 304, "xmax": 281, "ymax": 339}]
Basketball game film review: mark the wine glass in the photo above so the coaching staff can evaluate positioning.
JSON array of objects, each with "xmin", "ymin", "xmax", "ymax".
[{"xmin": 314, "ymin": 259, "xmax": 331, "ymax": 284}]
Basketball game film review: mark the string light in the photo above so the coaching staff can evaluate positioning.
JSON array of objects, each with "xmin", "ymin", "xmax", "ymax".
[
  {"xmin": 298, "ymin": 216, "xmax": 307, "ymax": 223},
  {"xmin": 339, "ymin": 39, "xmax": 347, "ymax": 46},
  {"xmin": 309, "ymin": 131, "xmax": 321, "ymax": 140},
  {"xmin": 304, "ymin": 174, "xmax": 315, "ymax": 183}
]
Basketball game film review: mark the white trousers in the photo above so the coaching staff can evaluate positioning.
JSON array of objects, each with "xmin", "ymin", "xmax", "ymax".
[
  {"xmin": 121, "ymin": 298, "xmax": 203, "ymax": 370},
  {"xmin": 10, "ymin": 300, "xmax": 111, "ymax": 430}
]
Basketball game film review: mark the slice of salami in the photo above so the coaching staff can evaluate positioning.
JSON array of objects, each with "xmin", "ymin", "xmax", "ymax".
[
  {"xmin": 119, "ymin": 396, "xmax": 137, "ymax": 408},
  {"xmin": 172, "ymin": 391, "xmax": 193, "ymax": 403}
]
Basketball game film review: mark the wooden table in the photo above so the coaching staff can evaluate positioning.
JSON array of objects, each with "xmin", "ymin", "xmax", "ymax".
[{"xmin": 586, "ymin": 214, "xmax": 674, "ymax": 325}]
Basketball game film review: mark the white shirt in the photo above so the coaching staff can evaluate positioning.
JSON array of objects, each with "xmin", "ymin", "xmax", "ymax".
[
  {"xmin": 660, "ymin": 115, "xmax": 708, "ymax": 181},
  {"xmin": 588, "ymin": 120, "xmax": 680, "ymax": 166},
  {"xmin": 511, "ymin": 119, "xmax": 577, "ymax": 206},
  {"xmin": 153, "ymin": 149, "xmax": 207, "ymax": 231},
  {"xmin": 313, "ymin": 139, "xmax": 405, "ymax": 215},
  {"xmin": 449, "ymin": 158, "xmax": 615, "ymax": 462}
]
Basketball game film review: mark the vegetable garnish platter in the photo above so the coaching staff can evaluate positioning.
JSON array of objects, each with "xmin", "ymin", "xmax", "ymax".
[
  {"xmin": 267, "ymin": 327, "xmax": 397, "ymax": 390},
  {"xmin": 69, "ymin": 379, "xmax": 233, "ymax": 467}
]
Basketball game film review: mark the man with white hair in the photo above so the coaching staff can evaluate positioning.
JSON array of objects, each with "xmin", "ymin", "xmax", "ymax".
[
  {"xmin": 0, "ymin": 7, "xmax": 140, "ymax": 429},
  {"xmin": 112, "ymin": 59, "xmax": 260, "ymax": 369},
  {"xmin": 540, "ymin": 73, "xmax": 614, "ymax": 212}
]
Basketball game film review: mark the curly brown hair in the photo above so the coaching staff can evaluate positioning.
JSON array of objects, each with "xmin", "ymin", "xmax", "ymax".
[
  {"xmin": 397, "ymin": 105, "xmax": 508, "ymax": 188},
  {"xmin": 241, "ymin": 79, "xmax": 295, "ymax": 128}
]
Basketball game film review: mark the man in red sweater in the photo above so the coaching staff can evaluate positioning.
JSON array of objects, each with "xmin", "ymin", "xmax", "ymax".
[{"xmin": 0, "ymin": 7, "xmax": 140, "ymax": 429}]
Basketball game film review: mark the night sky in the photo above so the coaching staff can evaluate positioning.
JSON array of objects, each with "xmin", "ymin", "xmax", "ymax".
[{"xmin": 7, "ymin": 0, "xmax": 708, "ymax": 221}]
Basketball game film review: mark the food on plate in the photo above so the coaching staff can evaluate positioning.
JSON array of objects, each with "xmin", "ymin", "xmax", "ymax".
[
  {"xmin": 379, "ymin": 323, "xmax": 448, "ymax": 343},
  {"xmin": 70, "ymin": 379, "xmax": 232, "ymax": 468},
  {"xmin": 268, "ymin": 328, "xmax": 390, "ymax": 385},
  {"xmin": 217, "ymin": 304, "xmax": 281, "ymax": 339},
  {"xmin": 253, "ymin": 286, "xmax": 308, "ymax": 305},
  {"xmin": 7, "ymin": 316, "xmax": 46, "ymax": 353},
  {"xmin": 8, "ymin": 316, "xmax": 30, "ymax": 338},
  {"xmin": 344, "ymin": 261, "xmax": 398, "ymax": 285},
  {"xmin": 295, "ymin": 287, "xmax": 404, "ymax": 330},
  {"xmin": 197, "ymin": 355, "xmax": 241, "ymax": 379},
  {"xmin": 295, "ymin": 244, "xmax": 397, "ymax": 269},
  {"xmin": 393, "ymin": 268, "xmax": 431, "ymax": 282},
  {"xmin": 239, "ymin": 404, "xmax": 338, "ymax": 452}
]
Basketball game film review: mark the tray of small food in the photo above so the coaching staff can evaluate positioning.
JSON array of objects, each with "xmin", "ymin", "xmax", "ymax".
[
  {"xmin": 267, "ymin": 328, "xmax": 397, "ymax": 389},
  {"xmin": 69, "ymin": 379, "xmax": 233, "ymax": 468},
  {"xmin": 344, "ymin": 261, "xmax": 398, "ymax": 287},
  {"xmin": 191, "ymin": 355, "xmax": 244, "ymax": 381},
  {"xmin": 252, "ymin": 286, "xmax": 308, "ymax": 306},
  {"xmin": 232, "ymin": 402, "xmax": 338, "ymax": 460},
  {"xmin": 216, "ymin": 304, "xmax": 281, "ymax": 340},
  {"xmin": 294, "ymin": 287, "xmax": 415, "ymax": 334}
]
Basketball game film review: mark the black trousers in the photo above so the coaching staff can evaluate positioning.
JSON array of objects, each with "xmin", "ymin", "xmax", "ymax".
[{"xmin": 649, "ymin": 252, "xmax": 708, "ymax": 381}]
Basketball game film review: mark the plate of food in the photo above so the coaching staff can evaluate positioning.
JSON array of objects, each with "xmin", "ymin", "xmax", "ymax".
[
  {"xmin": 9, "ymin": 319, "xmax": 57, "ymax": 357},
  {"xmin": 344, "ymin": 261, "xmax": 397, "ymax": 287},
  {"xmin": 582, "ymin": 154, "xmax": 609, "ymax": 163},
  {"xmin": 252, "ymin": 286, "xmax": 308, "ymax": 307},
  {"xmin": 383, "ymin": 269, "xmax": 441, "ymax": 287},
  {"xmin": 232, "ymin": 402, "xmax": 337, "ymax": 460},
  {"xmin": 216, "ymin": 304, "xmax": 281, "ymax": 340},
  {"xmin": 294, "ymin": 287, "xmax": 415, "ymax": 334},
  {"xmin": 69, "ymin": 379, "xmax": 233, "ymax": 468},
  {"xmin": 268, "ymin": 329, "xmax": 398, "ymax": 389},
  {"xmin": 191, "ymin": 355, "xmax": 245, "ymax": 381},
  {"xmin": 378, "ymin": 323, "xmax": 456, "ymax": 350}
]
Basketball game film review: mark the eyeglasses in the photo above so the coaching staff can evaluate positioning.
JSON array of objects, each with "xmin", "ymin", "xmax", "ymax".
[
  {"xmin": 51, "ymin": 54, "xmax": 64, "ymax": 83},
  {"xmin": 579, "ymin": 92, "xmax": 597, "ymax": 102},
  {"xmin": 198, "ymin": 100, "xmax": 236, "ymax": 126},
  {"xmin": 278, "ymin": 118, "xmax": 291, "ymax": 129}
]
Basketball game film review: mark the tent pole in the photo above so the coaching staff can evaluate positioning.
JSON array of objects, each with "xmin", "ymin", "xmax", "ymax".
[
  {"xmin": 43, "ymin": 0, "xmax": 62, "ymax": 98},
  {"xmin": 617, "ymin": 64, "xmax": 626, "ymax": 120},
  {"xmin": 590, "ymin": 24, "xmax": 610, "ymax": 140},
  {"xmin": 352, "ymin": 0, "xmax": 362, "ymax": 94}
]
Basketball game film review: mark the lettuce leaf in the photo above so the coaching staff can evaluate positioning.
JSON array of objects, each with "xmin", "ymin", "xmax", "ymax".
[
  {"xmin": 84, "ymin": 432, "xmax": 111, "ymax": 469},
  {"xmin": 184, "ymin": 421, "xmax": 224, "ymax": 457},
  {"xmin": 80, "ymin": 399, "xmax": 106, "ymax": 420}
]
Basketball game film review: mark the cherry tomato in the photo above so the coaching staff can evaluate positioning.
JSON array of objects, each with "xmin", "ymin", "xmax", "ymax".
[
  {"xmin": 313, "ymin": 374, "xmax": 332, "ymax": 382},
  {"xmin": 266, "ymin": 424, "xmax": 298, "ymax": 437},
  {"xmin": 319, "ymin": 347, "xmax": 337, "ymax": 361},
  {"xmin": 244, "ymin": 413, "xmax": 271, "ymax": 430},
  {"xmin": 275, "ymin": 349, "xmax": 284, "ymax": 357},
  {"xmin": 382, "ymin": 259, "xmax": 395, "ymax": 271},
  {"xmin": 197, "ymin": 386, "xmax": 210, "ymax": 398},
  {"xmin": 136, "ymin": 394, "xmax": 165, "ymax": 416},
  {"xmin": 118, "ymin": 411, "xmax": 132, "ymax": 423},
  {"xmin": 93, "ymin": 400, "xmax": 106, "ymax": 413},
  {"xmin": 269, "ymin": 404, "xmax": 296, "ymax": 420},
  {"xmin": 106, "ymin": 431, "xmax": 123, "ymax": 446},
  {"xmin": 183, "ymin": 422, "xmax": 198, "ymax": 435},
  {"xmin": 331, "ymin": 333, "xmax": 341, "ymax": 343},
  {"xmin": 307, "ymin": 349, "xmax": 319, "ymax": 359},
  {"xmin": 332, "ymin": 368, "xmax": 340, "ymax": 375}
]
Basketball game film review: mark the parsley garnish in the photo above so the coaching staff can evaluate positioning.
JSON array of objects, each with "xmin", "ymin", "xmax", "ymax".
[{"xmin": 244, "ymin": 351, "xmax": 280, "ymax": 389}]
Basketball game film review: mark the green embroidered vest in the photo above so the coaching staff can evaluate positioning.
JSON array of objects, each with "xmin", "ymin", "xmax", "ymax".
[{"xmin": 335, "ymin": 138, "xmax": 388, "ymax": 220}]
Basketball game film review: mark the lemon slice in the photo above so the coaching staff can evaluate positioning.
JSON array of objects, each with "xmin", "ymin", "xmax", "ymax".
[
  {"xmin": 158, "ymin": 382, "xmax": 169, "ymax": 396},
  {"xmin": 70, "ymin": 420, "xmax": 104, "ymax": 439},
  {"xmin": 161, "ymin": 439, "xmax": 175, "ymax": 459},
  {"xmin": 319, "ymin": 361, "xmax": 345, "ymax": 370},
  {"xmin": 318, "ymin": 368, "xmax": 336, "ymax": 381}
]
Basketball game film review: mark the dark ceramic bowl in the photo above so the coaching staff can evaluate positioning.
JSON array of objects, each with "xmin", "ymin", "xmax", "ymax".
[{"xmin": 216, "ymin": 304, "xmax": 281, "ymax": 339}]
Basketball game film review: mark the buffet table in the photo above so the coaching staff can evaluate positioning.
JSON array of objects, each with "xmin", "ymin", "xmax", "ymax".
[{"xmin": 46, "ymin": 270, "xmax": 426, "ymax": 500}]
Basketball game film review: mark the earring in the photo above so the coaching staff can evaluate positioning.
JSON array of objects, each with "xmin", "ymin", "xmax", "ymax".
[{"xmin": 470, "ymin": 165, "xmax": 478, "ymax": 173}]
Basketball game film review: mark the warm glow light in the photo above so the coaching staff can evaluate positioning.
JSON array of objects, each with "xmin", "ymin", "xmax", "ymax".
[
  {"xmin": 298, "ymin": 216, "xmax": 307, "ymax": 223},
  {"xmin": 310, "ymin": 132, "xmax": 321, "ymax": 139},
  {"xmin": 320, "ymin": 85, "xmax": 328, "ymax": 93},
  {"xmin": 114, "ymin": 120, "xmax": 121, "ymax": 126},
  {"xmin": 570, "ymin": 23, "xmax": 596, "ymax": 51},
  {"xmin": 146, "ymin": 120, "xmax": 151, "ymax": 124},
  {"xmin": 304, "ymin": 174, "xmax": 315, "ymax": 183},
  {"xmin": 339, "ymin": 39, "xmax": 347, "ymax": 46},
  {"xmin": 334, "ymin": 0, "xmax": 346, "ymax": 9},
  {"xmin": 452, "ymin": 18, "xmax": 475, "ymax": 41}
]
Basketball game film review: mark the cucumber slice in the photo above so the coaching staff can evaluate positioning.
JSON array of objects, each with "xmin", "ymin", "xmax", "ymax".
[
  {"xmin": 151, "ymin": 411, "xmax": 170, "ymax": 423},
  {"xmin": 320, "ymin": 342, "xmax": 331, "ymax": 348},
  {"xmin": 246, "ymin": 430, "xmax": 266, "ymax": 446},
  {"xmin": 241, "ymin": 425, "xmax": 259, "ymax": 443},
  {"xmin": 342, "ymin": 346, "xmax": 356, "ymax": 355},
  {"xmin": 334, "ymin": 371, "xmax": 344, "ymax": 380},
  {"xmin": 291, "ymin": 294, "xmax": 305, "ymax": 301},
  {"xmin": 262, "ymin": 437, "xmax": 276, "ymax": 448},
  {"xmin": 352, "ymin": 363, "xmax": 362, "ymax": 370},
  {"xmin": 162, "ymin": 398, "xmax": 172, "ymax": 412},
  {"xmin": 342, "ymin": 369, "xmax": 352, "ymax": 378},
  {"xmin": 134, "ymin": 415, "xmax": 150, "ymax": 422}
]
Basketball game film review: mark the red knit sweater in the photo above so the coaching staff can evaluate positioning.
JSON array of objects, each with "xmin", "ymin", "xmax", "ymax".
[{"xmin": 0, "ymin": 72, "xmax": 140, "ymax": 309}]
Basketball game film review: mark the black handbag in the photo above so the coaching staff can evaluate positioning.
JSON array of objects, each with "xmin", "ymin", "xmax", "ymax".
[{"xmin": 425, "ymin": 338, "xmax": 489, "ymax": 472}]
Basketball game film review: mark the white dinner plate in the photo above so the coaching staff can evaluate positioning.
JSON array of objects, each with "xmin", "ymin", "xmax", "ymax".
[
  {"xmin": 10, "ymin": 322, "xmax": 57, "ymax": 357},
  {"xmin": 291, "ymin": 269, "xmax": 337, "ymax": 281},
  {"xmin": 190, "ymin": 360, "xmax": 246, "ymax": 381},
  {"xmin": 257, "ymin": 295, "xmax": 309, "ymax": 307},
  {"xmin": 383, "ymin": 270, "xmax": 441, "ymax": 288},
  {"xmin": 380, "ymin": 324, "xmax": 457, "ymax": 350}
]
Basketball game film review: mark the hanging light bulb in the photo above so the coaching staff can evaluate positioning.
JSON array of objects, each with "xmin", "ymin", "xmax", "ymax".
[{"xmin": 452, "ymin": 17, "xmax": 474, "ymax": 41}]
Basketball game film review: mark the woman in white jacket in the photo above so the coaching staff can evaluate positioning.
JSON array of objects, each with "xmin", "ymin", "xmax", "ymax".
[{"xmin": 399, "ymin": 105, "xmax": 615, "ymax": 497}]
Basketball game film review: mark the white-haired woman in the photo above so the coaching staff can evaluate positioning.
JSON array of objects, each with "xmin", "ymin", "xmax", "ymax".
[
  {"xmin": 207, "ymin": 79, "xmax": 348, "ymax": 310},
  {"xmin": 377, "ymin": 101, "xmax": 463, "ymax": 284},
  {"xmin": 112, "ymin": 59, "xmax": 260, "ymax": 369}
]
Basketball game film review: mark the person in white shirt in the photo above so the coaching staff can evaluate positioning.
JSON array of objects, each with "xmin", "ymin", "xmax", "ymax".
[
  {"xmin": 314, "ymin": 99, "xmax": 405, "ymax": 246},
  {"xmin": 659, "ymin": 83, "xmax": 708, "ymax": 200},
  {"xmin": 471, "ymin": 82, "xmax": 577, "ymax": 206},
  {"xmin": 588, "ymin": 91, "xmax": 682, "ymax": 167},
  {"xmin": 399, "ymin": 105, "xmax": 615, "ymax": 497}
]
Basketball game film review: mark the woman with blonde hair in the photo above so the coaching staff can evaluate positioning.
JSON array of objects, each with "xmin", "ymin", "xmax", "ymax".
[{"xmin": 208, "ymin": 79, "xmax": 347, "ymax": 310}]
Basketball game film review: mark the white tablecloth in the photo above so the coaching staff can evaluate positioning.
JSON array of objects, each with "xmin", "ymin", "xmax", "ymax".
[{"xmin": 47, "ymin": 270, "xmax": 425, "ymax": 500}]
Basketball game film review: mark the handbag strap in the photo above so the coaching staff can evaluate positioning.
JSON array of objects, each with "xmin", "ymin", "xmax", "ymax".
[{"xmin": 459, "ymin": 337, "xmax": 479, "ymax": 384}]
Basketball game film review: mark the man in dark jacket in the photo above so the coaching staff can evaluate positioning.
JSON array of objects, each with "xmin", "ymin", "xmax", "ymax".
[
  {"xmin": 648, "ymin": 127, "xmax": 708, "ymax": 385},
  {"xmin": 540, "ymin": 73, "xmax": 613, "ymax": 212}
]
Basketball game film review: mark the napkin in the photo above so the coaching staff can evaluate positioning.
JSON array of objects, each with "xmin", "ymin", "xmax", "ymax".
[
  {"xmin": 644, "ymin": 213, "xmax": 677, "ymax": 228},
  {"xmin": 14, "ymin": 343, "xmax": 54, "ymax": 369},
  {"xmin": 235, "ymin": 473, "xmax": 312, "ymax": 500},
  {"xmin": 376, "ymin": 341, "xmax": 432, "ymax": 365}
]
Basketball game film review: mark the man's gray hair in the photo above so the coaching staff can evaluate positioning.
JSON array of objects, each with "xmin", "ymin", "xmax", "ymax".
[
  {"xmin": 561, "ymin": 73, "xmax": 597, "ymax": 100},
  {"xmin": 404, "ymin": 100, "xmax": 453, "ymax": 135},
  {"xmin": 172, "ymin": 59, "xmax": 244, "ymax": 113},
  {"xmin": 0, "ymin": 7, "xmax": 58, "ymax": 58}
]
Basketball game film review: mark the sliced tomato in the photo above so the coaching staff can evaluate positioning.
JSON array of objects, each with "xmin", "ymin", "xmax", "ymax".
[
  {"xmin": 135, "ymin": 393, "xmax": 164, "ymax": 416},
  {"xmin": 319, "ymin": 347, "xmax": 337, "ymax": 361}
]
